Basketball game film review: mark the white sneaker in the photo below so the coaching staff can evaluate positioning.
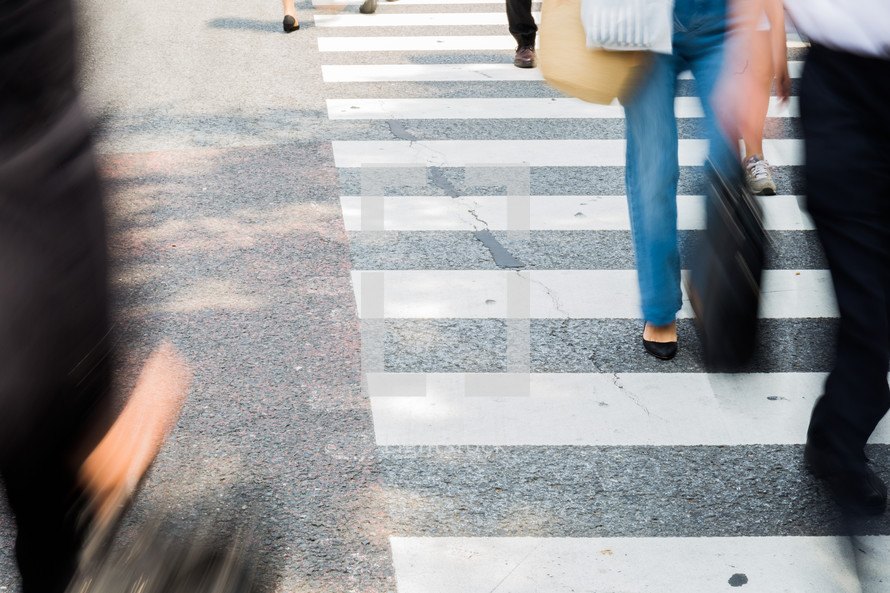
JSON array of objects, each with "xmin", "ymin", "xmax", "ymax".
[{"xmin": 744, "ymin": 154, "xmax": 777, "ymax": 195}]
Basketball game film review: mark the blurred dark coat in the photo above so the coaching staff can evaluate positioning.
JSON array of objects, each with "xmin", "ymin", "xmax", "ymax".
[
  {"xmin": 1, "ymin": 0, "xmax": 115, "ymax": 590},
  {"xmin": 0, "ymin": 0, "xmax": 113, "ymax": 467}
]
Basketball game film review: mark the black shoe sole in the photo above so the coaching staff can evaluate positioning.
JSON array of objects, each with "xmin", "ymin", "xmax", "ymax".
[{"xmin": 513, "ymin": 60, "xmax": 535, "ymax": 68}]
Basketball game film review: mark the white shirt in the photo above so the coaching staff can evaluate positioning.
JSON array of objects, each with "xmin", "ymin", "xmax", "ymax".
[{"xmin": 782, "ymin": 0, "xmax": 890, "ymax": 58}]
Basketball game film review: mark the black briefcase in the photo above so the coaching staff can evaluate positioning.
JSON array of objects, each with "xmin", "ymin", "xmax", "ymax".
[{"xmin": 687, "ymin": 160, "xmax": 767, "ymax": 371}]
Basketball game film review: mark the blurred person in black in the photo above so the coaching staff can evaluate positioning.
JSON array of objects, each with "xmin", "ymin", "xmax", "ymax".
[
  {"xmin": 1, "ymin": 1, "xmax": 189, "ymax": 591},
  {"xmin": 731, "ymin": 0, "xmax": 890, "ymax": 515},
  {"xmin": 792, "ymin": 1, "xmax": 890, "ymax": 516}
]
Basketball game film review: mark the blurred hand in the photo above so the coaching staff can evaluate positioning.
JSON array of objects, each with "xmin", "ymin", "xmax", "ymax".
[
  {"xmin": 771, "ymin": 32, "xmax": 791, "ymax": 104},
  {"xmin": 79, "ymin": 341, "xmax": 191, "ymax": 532},
  {"xmin": 713, "ymin": 37, "xmax": 758, "ymax": 148},
  {"xmin": 767, "ymin": 0, "xmax": 789, "ymax": 104},
  {"xmin": 774, "ymin": 60, "xmax": 791, "ymax": 104}
]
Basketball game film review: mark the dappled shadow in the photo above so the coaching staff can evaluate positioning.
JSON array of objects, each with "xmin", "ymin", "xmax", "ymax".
[
  {"xmin": 205, "ymin": 17, "xmax": 315, "ymax": 32},
  {"xmin": 91, "ymin": 109, "xmax": 330, "ymax": 154},
  {"xmin": 206, "ymin": 17, "xmax": 278, "ymax": 32}
]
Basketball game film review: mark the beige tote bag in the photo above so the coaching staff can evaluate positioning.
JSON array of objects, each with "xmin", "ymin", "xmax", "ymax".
[{"xmin": 538, "ymin": 0, "xmax": 652, "ymax": 105}]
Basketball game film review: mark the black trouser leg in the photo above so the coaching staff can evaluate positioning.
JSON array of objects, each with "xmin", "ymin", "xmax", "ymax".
[
  {"xmin": 1, "ymin": 0, "xmax": 115, "ymax": 590},
  {"xmin": 3, "ymin": 460, "xmax": 88, "ymax": 593},
  {"xmin": 506, "ymin": 0, "xmax": 535, "ymax": 46},
  {"xmin": 0, "ymin": 344, "xmax": 112, "ymax": 593},
  {"xmin": 802, "ymin": 45, "xmax": 890, "ymax": 465}
]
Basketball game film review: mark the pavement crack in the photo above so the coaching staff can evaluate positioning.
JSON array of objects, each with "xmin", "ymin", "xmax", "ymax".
[
  {"xmin": 611, "ymin": 372, "xmax": 663, "ymax": 419},
  {"xmin": 428, "ymin": 167, "xmax": 461, "ymax": 198},
  {"xmin": 429, "ymin": 168, "xmax": 524, "ymax": 269},
  {"xmin": 488, "ymin": 543, "xmax": 542, "ymax": 593},
  {"xmin": 527, "ymin": 275, "xmax": 570, "ymax": 318},
  {"xmin": 386, "ymin": 120, "xmax": 418, "ymax": 143},
  {"xmin": 614, "ymin": 373, "xmax": 649, "ymax": 416},
  {"xmin": 428, "ymin": 167, "xmax": 495, "ymax": 233},
  {"xmin": 429, "ymin": 167, "xmax": 523, "ymax": 268},
  {"xmin": 459, "ymin": 196, "xmax": 490, "ymax": 231},
  {"xmin": 474, "ymin": 230, "xmax": 524, "ymax": 269}
]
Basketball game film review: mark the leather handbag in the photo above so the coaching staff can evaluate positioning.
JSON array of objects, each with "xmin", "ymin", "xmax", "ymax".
[
  {"xmin": 687, "ymin": 160, "xmax": 767, "ymax": 371},
  {"xmin": 537, "ymin": 0, "xmax": 651, "ymax": 105}
]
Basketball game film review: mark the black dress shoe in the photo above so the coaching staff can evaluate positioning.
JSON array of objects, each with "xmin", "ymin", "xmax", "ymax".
[
  {"xmin": 283, "ymin": 15, "xmax": 299, "ymax": 32},
  {"xmin": 642, "ymin": 323, "xmax": 677, "ymax": 360},
  {"xmin": 514, "ymin": 45, "xmax": 536, "ymax": 68},
  {"xmin": 360, "ymin": 0, "xmax": 378, "ymax": 13},
  {"xmin": 805, "ymin": 440, "xmax": 887, "ymax": 516}
]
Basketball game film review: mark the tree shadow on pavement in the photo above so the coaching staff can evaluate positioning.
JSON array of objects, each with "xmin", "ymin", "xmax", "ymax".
[{"xmin": 206, "ymin": 18, "xmax": 315, "ymax": 32}]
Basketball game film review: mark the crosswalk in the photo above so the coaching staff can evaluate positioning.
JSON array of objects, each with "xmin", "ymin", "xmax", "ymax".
[
  {"xmin": 338, "ymin": 194, "xmax": 817, "ymax": 230},
  {"xmin": 331, "ymin": 138, "xmax": 804, "ymax": 166},
  {"xmin": 316, "ymin": 3, "xmax": 889, "ymax": 591},
  {"xmin": 327, "ymin": 97, "xmax": 802, "ymax": 118},
  {"xmin": 390, "ymin": 536, "xmax": 887, "ymax": 592}
]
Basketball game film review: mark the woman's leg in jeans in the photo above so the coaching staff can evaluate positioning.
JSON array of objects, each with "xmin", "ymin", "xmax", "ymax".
[
  {"xmin": 624, "ymin": 53, "xmax": 681, "ymax": 328},
  {"xmin": 679, "ymin": 2, "xmax": 735, "ymax": 177}
]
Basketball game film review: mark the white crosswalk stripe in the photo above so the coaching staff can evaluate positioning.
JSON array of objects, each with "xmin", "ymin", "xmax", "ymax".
[
  {"xmin": 390, "ymin": 536, "xmax": 886, "ymax": 593},
  {"xmin": 314, "ymin": 12, "xmax": 541, "ymax": 27},
  {"xmin": 327, "ymin": 97, "xmax": 801, "ymax": 119},
  {"xmin": 339, "ymin": 195, "xmax": 815, "ymax": 230},
  {"xmin": 322, "ymin": 63, "xmax": 545, "ymax": 82},
  {"xmin": 332, "ymin": 138, "xmax": 805, "ymax": 167},
  {"xmin": 318, "ymin": 35, "xmax": 522, "ymax": 52},
  {"xmin": 368, "ymin": 372, "xmax": 890, "ymax": 446},
  {"xmin": 321, "ymin": 62, "xmax": 804, "ymax": 81},
  {"xmin": 349, "ymin": 269, "xmax": 837, "ymax": 319},
  {"xmin": 317, "ymin": 3, "xmax": 868, "ymax": 590}
]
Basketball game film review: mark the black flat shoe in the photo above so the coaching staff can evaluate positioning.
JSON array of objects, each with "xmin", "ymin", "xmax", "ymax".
[
  {"xmin": 643, "ymin": 338, "xmax": 678, "ymax": 360},
  {"xmin": 283, "ymin": 15, "xmax": 299, "ymax": 32},
  {"xmin": 805, "ymin": 440, "xmax": 887, "ymax": 516},
  {"xmin": 642, "ymin": 323, "xmax": 677, "ymax": 360}
]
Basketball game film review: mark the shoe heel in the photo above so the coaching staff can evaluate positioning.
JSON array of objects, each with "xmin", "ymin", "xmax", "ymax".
[{"xmin": 283, "ymin": 15, "xmax": 299, "ymax": 32}]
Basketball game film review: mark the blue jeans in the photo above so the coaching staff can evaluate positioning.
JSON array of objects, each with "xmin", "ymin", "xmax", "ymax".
[{"xmin": 623, "ymin": 0, "xmax": 732, "ymax": 326}]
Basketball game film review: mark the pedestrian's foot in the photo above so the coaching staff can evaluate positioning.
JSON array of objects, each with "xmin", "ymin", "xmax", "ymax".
[
  {"xmin": 513, "ymin": 45, "xmax": 536, "ymax": 68},
  {"xmin": 78, "ymin": 342, "xmax": 191, "ymax": 551},
  {"xmin": 744, "ymin": 154, "xmax": 776, "ymax": 195},
  {"xmin": 360, "ymin": 0, "xmax": 378, "ymax": 13},
  {"xmin": 283, "ymin": 14, "xmax": 300, "ymax": 32},
  {"xmin": 642, "ymin": 321, "xmax": 678, "ymax": 360},
  {"xmin": 805, "ymin": 439, "xmax": 887, "ymax": 516}
]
